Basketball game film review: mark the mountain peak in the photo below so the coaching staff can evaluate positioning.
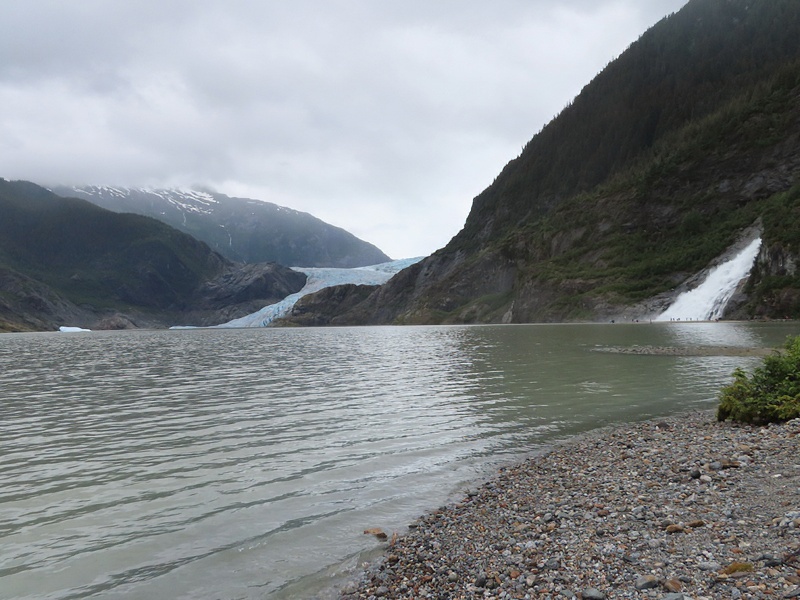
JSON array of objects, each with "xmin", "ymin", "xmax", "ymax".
[{"xmin": 50, "ymin": 185, "xmax": 391, "ymax": 268}]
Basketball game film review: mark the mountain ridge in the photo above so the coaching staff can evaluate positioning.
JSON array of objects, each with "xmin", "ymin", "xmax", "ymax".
[
  {"xmin": 49, "ymin": 185, "xmax": 391, "ymax": 268},
  {"xmin": 0, "ymin": 180, "xmax": 307, "ymax": 331}
]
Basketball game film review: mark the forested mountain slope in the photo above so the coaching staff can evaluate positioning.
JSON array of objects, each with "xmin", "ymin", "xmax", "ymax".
[
  {"xmin": 0, "ymin": 180, "xmax": 306, "ymax": 331},
  {"xmin": 317, "ymin": 0, "xmax": 800, "ymax": 325},
  {"xmin": 50, "ymin": 186, "xmax": 390, "ymax": 268}
]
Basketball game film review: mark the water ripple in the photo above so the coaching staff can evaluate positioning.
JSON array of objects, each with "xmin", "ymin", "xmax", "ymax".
[{"xmin": 0, "ymin": 323, "xmax": 793, "ymax": 599}]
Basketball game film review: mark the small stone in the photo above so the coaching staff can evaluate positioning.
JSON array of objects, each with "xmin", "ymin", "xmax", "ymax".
[
  {"xmin": 700, "ymin": 474, "xmax": 713, "ymax": 483},
  {"xmin": 687, "ymin": 519, "xmax": 705, "ymax": 528},
  {"xmin": 697, "ymin": 561, "xmax": 722, "ymax": 571},
  {"xmin": 340, "ymin": 581, "xmax": 358, "ymax": 595},
  {"xmin": 363, "ymin": 527, "xmax": 388, "ymax": 541},
  {"xmin": 545, "ymin": 558, "xmax": 561, "ymax": 570},
  {"xmin": 666, "ymin": 524, "xmax": 685, "ymax": 534},
  {"xmin": 448, "ymin": 571, "xmax": 459, "ymax": 582},
  {"xmin": 375, "ymin": 585, "xmax": 389, "ymax": 597},
  {"xmin": 635, "ymin": 574, "xmax": 660, "ymax": 590},
  {"xmin": 722, "ymin": 561, "xmax": 754, "ymax": 575},
  {"xmin": 762, "ymin": 555, "xmax": 783, "ymax": 567},
  {"xmin": 582, "ymin": 588, "xmax": 606, "ymax": 599},
  {"xmin": 475, "ymin": 573, "xmax": 487, "ymax": 588},
  {"xmin": 663, "ymin": 578, "xmax": 682, "ymax": 592}
]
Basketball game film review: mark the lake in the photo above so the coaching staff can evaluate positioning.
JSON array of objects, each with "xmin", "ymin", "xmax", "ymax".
[{"xmin": 0, "ymin": 321, "xmax": 796, "ymax": 599}]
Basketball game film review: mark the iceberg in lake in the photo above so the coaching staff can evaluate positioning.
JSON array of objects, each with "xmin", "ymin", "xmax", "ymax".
[
  {"xmin": 59, "ymin": 326, "xmax": 92, "ymax": 332},
  {"xmin": 217, "ymin": 257, "xmax": 422, "ymax": 328}
]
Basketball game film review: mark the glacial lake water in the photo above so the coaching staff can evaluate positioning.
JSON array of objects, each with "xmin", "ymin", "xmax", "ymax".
[{"xmin": 1, "ymin": 321, "xmax": 797, "ymax": 600}]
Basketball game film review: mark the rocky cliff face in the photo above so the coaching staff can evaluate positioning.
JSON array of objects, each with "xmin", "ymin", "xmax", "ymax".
[
  {"xmin": 178, "ymin": 263, "xmax": 307, "ymax": 327},
  {"xmin": 741, "ymin": 242, "xmax": 800, "ymax": 320},
  {"xmin": 275, "ymin": 283, "xmax": 379, "ymax": 327},
  {"xmin": 319, "ymin": 131, "xmax": 800, "ymax": 325},
  {"xmin": 0, "ymin": 268, "xmax": 97, "ymax": 332}
]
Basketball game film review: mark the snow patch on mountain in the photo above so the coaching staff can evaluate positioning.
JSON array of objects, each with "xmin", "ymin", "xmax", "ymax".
[{"xmin": 66, "ymin": 186, "xmax": 219, "ymax": 215}]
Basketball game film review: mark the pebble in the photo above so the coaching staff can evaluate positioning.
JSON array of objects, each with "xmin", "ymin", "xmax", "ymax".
[
  {"xmin": 635, "ymin": 574, "xmax": 660, "ymax": 590},
  {"xmin": 339, "ymin": 412, "xmax": 800, "ymax": 600}
]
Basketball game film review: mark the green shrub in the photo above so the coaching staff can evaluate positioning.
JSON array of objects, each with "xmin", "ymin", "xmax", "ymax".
[{"xmin": 717, "ymin": 335, "xmax": 800, "ymax": 424}]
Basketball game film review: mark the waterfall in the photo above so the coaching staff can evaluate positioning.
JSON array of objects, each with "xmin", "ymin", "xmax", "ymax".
[{"xmin": 656, "ymin": 237, "xmax": 761, "ymax": 322}]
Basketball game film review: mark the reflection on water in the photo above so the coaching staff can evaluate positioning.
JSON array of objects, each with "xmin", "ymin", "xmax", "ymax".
[
  {"xmin": 658, "ymin": 321, "xmax": 764, "ymax": 347},
  {"xmin": 0, "ymin": 322, "xmax": 796, "ymax": 599}
]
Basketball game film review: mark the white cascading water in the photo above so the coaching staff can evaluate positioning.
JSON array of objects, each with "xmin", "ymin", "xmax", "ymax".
[{"xmin": 656, "ymin": 237, "xmax": 762, "ymax": 322}]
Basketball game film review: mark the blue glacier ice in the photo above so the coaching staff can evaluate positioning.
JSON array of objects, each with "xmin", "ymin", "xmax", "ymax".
[{"xmin": 217, "ymin": 257, "xmax": 423, "ymax": 328}]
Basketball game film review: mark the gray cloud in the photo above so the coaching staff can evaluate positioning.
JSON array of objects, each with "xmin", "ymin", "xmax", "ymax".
[{"xmin": 0, "ymin": 1, "xmax": 688, "ymax": 258}]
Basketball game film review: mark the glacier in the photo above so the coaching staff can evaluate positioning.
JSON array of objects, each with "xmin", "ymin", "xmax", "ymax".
[
  {"xmin": 656, "ymin": 237, "xmax": 761, "ymax": 322},
  {"xmin": 215, "ymin": 257, "xmax": 423, "ymax": 328}
]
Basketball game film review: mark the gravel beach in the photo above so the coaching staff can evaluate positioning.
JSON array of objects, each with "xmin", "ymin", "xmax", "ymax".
[{"xmin": 340, "ymin": 411, "xmax": 800, "ymax": 600}]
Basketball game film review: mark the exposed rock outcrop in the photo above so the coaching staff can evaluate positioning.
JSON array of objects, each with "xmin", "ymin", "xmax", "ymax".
[
  {"xmin": 0, "ymin": 261, "xmax": 308, "ymax": 331},
  {"xmin": 0, "ymin": 267, "xmax": 96, "ymax": 332},
  {"xmin": 276, "ymin": 284, "xmax": 379, "ymax": 327},
  {"xmin": 182, "ymin": 263, "xmax": 307, "ymax": 326}
]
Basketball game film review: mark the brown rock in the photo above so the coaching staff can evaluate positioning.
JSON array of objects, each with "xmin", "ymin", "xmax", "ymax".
[
  {"xmin": 364, "ymin": 528, "xmax": 388, "ymax": 541},
  {"xmin": 666, "ymin": 524, "xmax": 685, "ymax": 534},
  {"xmin": 687, "ymin": 519, "xmax": 705, "ymax": 528},
  {"xmin": 663, "ymin": 578, "xmax": 682, "ymax": 592}
]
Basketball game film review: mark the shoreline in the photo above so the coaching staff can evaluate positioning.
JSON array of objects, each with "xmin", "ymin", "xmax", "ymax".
[{"xmin": 338, "ymin": 411, "xmax": 800, "ymax": 599}]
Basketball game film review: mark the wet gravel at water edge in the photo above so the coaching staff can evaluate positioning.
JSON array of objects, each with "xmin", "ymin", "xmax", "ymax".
[
  {"xmin": 593, "ymin": 346, "xmax": 776, "ymax": 357},
  {"xmin": 339, "ymin": 412, "xmax": 800, "ymax": 600}
]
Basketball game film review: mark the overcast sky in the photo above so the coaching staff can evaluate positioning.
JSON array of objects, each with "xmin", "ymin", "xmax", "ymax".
[{"xmin": 1, "ymin": 1, "xmax": 688, "ymax": 259}]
